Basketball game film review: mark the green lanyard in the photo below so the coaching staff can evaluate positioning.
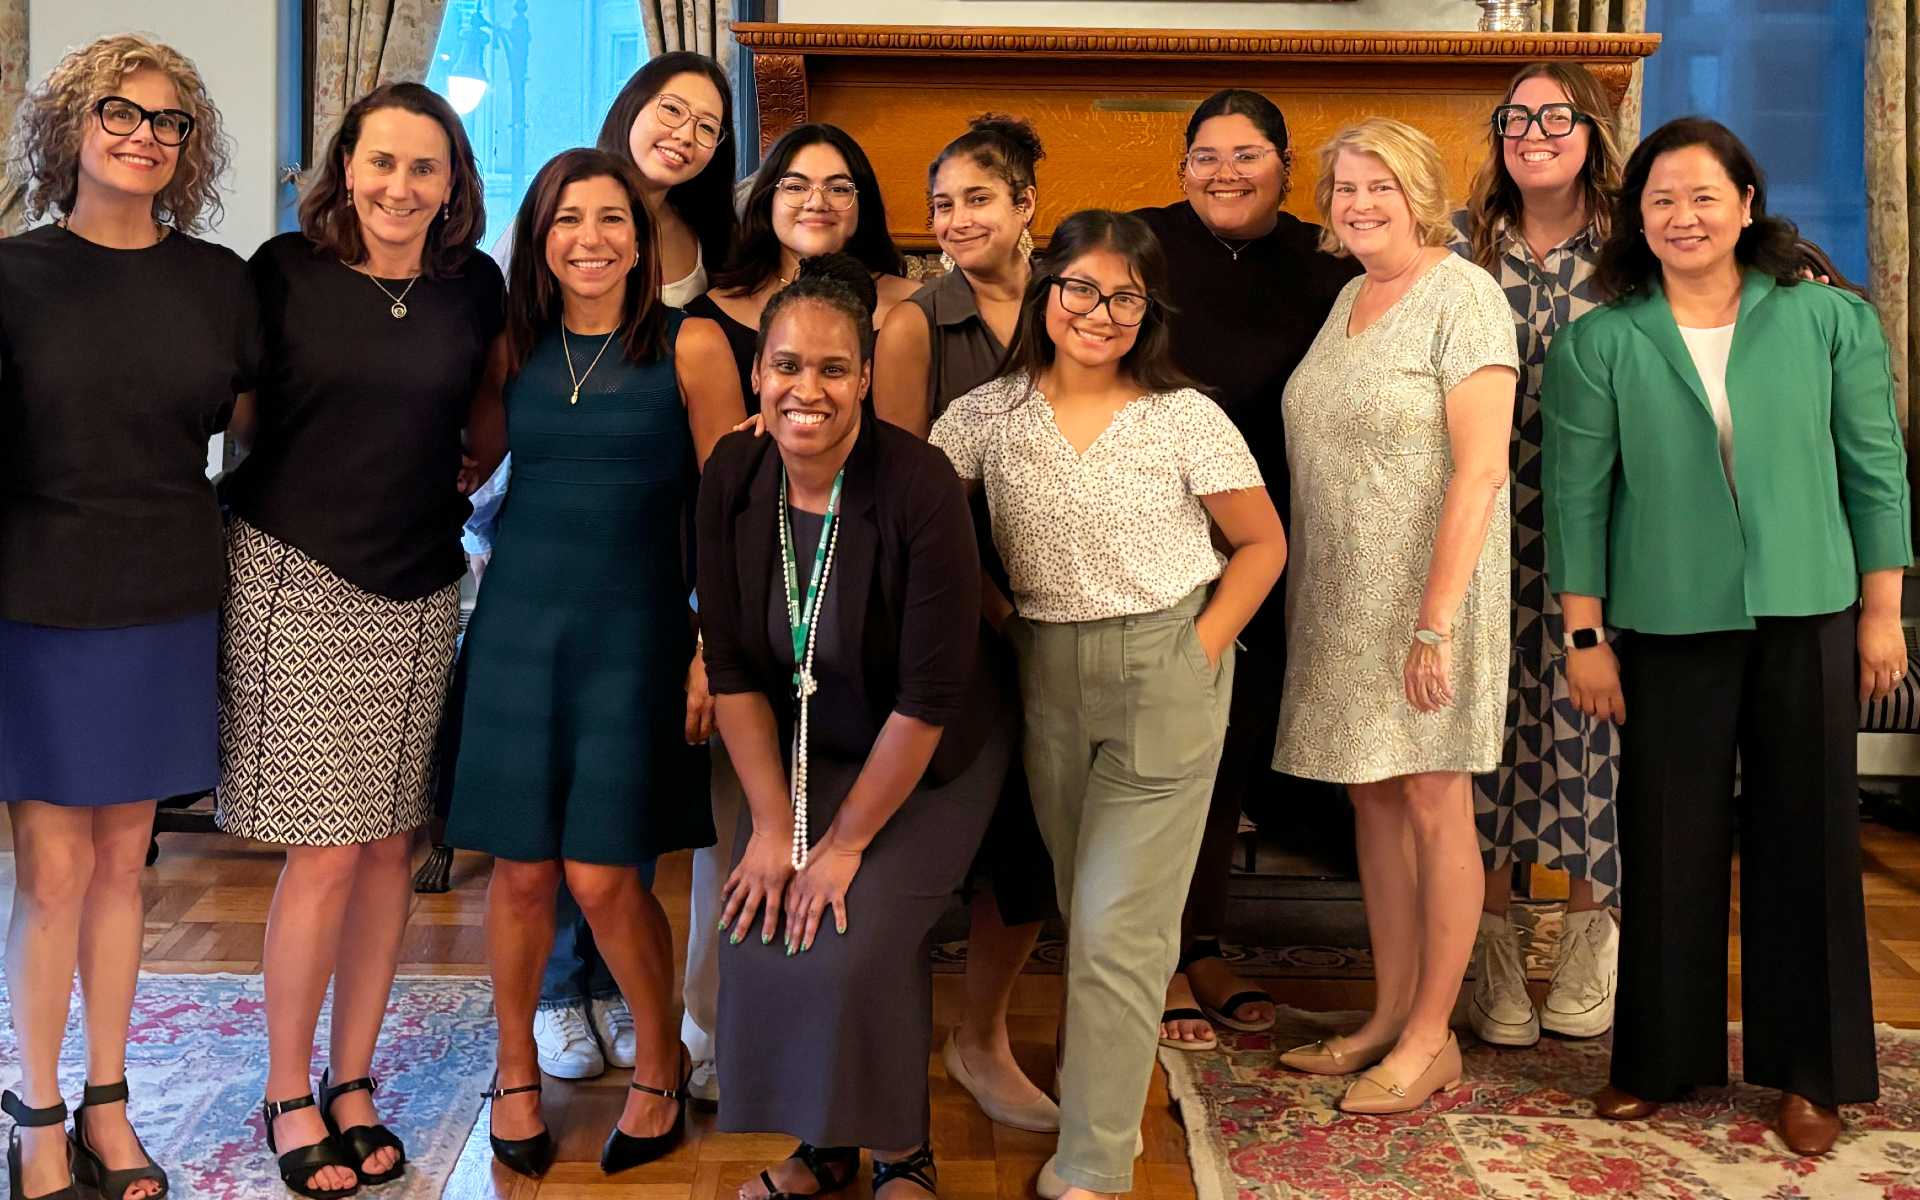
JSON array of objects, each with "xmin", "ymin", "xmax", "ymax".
[{"xmin": 778, "ymin": 467, "xmax": 845, "ymax": 690}]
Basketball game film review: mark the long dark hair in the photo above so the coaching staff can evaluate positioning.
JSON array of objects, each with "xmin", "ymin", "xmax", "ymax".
[
  {"xmin": 595, "ymin": 50, "xmax": 737, "ymax": 275},
  {"xmin": 1462, "ymin": 62, "xmax": 1622, "ymax": 271},
  {"xmin": 298, "ymin": 82, "xmax": 485, "ymax": 277},
  {"xmin": 996, "ymin": 209, "xmax": 1195, "ymax": 397},
  {"xmin": 1594, "ymin": 116, "xmax": 1801, "ymax": 302},
  {"xmin": 504, "ymin": 148, "xmax": 667, "ymax": 375},
  {"xmin": 710, "ymin": 123, "xmax": 905, "ymax": 296},
  {"xmin": 1791, "ymin": 237, "xmax": 1871, "ymax": 301}
]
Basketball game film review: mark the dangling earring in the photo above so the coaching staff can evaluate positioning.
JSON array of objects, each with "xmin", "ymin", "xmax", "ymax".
[
  {"xmin": 938, "ymin": 250, "xmax": 957, "ymax": 273},
  {"xmin": 441, "ymin": 203, "xmax": 450, "ymax": 221},
  {"xmin": 1017, "ymin": 226, "xmax": 1035, "ymax": 259}
]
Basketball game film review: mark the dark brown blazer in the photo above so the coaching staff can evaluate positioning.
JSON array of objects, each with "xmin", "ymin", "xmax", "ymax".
[{"xmin": 697, "ymin": 415, "xmax": 999, "ymax": 784}]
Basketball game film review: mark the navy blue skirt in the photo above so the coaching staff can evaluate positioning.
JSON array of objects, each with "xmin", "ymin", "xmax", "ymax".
[{"xmin": 0, "ymin": 612, "xmax": 218, "ymax": 807}]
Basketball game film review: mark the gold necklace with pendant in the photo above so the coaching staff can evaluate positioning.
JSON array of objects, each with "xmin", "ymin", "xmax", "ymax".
[{"xmin": 562, "ymin": 323, "xmax": 619, "ymax": 406}]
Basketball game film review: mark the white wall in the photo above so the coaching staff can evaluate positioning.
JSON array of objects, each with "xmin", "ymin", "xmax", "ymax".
[
  {"xmin": 778, "ymin": 0, "xmax": 1469, "ymax": 31},
  {"xmin": 30, "ymin": 3, "xmax": 285, "ymax": 258}
]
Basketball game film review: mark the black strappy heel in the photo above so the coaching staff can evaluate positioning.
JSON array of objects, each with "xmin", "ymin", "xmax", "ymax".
[
  {"xmin": 3, "ymin": 1091, "xmax": 77, "ymax": 1200},
  {"xmin": 600, "ymin": 1049, "xmax": 692, "ymax": 1174},
  {"xmin": 70, "ymin": 1080, "xmax": 168, "ymax": 1200},
  {"xmin": 872, "ymin": 1145, "xmax": 939, "ymax": 1199},
  {"xmin": 318, "ymin": 1071, "xmax": 405, "ymax": 1188},
  {"xmin": 756, "ymin": 1144, "xmax": 860, "ymax": 1200},
  {"xmin": 481, "ymin": 1076, "xmax": 553, "ymax": 1178},
  {"xmin": 261, "ymin": 1093, "xmax": 360, "ymax": 1199}
]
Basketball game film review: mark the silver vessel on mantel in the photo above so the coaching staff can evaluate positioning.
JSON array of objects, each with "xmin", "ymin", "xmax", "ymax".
[{"xmin": 1475, "ymin": 0, "xmax": 1541, "ymax": 31}]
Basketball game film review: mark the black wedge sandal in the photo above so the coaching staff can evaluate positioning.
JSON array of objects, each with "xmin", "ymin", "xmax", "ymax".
[
  {"xmin": 261, "ymin": 1093, "xmax": 360, "ymax": 1200},
  {"xmin": 70, "ymin": 1080, "xmax": 168, "ymax": 1200},
  {"xmin": 3, "ymin": 1091, "xmax": 77, "ymax": 1200},
  {"xmin": 481, "ymin": 1076, "xmax": 554, "ymax": 1178},
  {"xmin": 872, "ymin": 1145, "xmax": 939, "ymax": 1200},
  {"xmin": 317, "ymin": 1072, "xmax": 405, "ymax": 1188},
  {"xmin": 600, "ymin": 1049, "xmax": 692, "ymax": 1174},
  {"xmin": 754, "ymin": 1144, "xmax": 860, "ymax": 1200}
]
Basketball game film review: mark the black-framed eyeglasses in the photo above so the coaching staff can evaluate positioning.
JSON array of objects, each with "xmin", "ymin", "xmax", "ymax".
[
  {"xmin": 1183, "ymin": 146, "xmax": 1280, "ymax": 180},
  {"xmin": 651, "ymin": 93, "xmax": 726, "ymax": 150},
  {"xmin": 1491, "ymin": 103, "xmax": 1590, "ymax": 141},
  {"xmin": 1049, "ymin": 275, "xmax": 1150, "ymax": 327},
  {"xmin": 775, "ymin": 177, "xmax": 858, "ymax": 211},
  {"xmin": 94, "ymin": 95, "xmax": 194, "ymax": 146}
]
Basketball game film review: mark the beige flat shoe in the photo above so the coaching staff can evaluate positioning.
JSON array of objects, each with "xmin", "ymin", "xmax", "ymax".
[
  {"xmin": 1277, "ymin": 1030, "xmax": 1396, "ymax": 1076},
  {"xmin": 940, "ymin": 1032, "xmax": 1060, "ymax": 1133},
  {"xmin": 1338, "ymin": 1034, "xmax": 1463, "ymax": 1115}
]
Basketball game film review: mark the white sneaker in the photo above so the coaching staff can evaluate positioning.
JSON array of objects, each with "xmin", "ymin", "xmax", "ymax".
[
  {"xmin": 1542, "ymin": 907, "xmax": 1618, "ymax": 1038},
  {"xmin": 687, "ymin": 1057, "xmax": 720, "ymax": 1108},
  {"xmin": 1469, "ymin": 910, "xmax": 1540, "ymax": 1047},
  {"xmin": 590, "ymin": 996, "xmax": 637, "ymax": 1069},
  {"xmin": 534, "ymin": 1004, "xmax": 605, "ymax": 1079}
]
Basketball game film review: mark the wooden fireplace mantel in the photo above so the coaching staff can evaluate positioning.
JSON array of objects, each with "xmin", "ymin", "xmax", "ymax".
[{"xmin": 734, "ymin": 22, "xmax": 1661, "ymax": 251}]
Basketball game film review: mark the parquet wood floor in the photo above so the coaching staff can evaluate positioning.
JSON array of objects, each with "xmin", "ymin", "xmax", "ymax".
[{"xmin": 3, "ymin": 816, "xmax": 1920, "ymax": 1197}]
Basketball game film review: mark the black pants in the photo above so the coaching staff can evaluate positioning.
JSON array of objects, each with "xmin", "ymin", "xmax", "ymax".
[{"xmin": 1612, "ymin": 609, "xmax": 1878, "ymax": 1107}]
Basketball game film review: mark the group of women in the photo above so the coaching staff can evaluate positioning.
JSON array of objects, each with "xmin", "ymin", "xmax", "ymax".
[{"xmin": 0, "ymin": 26, "xmax": 1907, "ymax": 1200}]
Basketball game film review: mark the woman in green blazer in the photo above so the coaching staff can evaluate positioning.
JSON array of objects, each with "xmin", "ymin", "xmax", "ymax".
[{"xmin": 1542, "ymin": 116, "xmax": 1911, "ymax": 1157}]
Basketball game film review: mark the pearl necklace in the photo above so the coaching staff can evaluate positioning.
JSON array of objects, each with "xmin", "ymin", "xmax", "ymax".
[{"xmin": 777, "ymin": 470, "xmax": 845, "ymax": 870}]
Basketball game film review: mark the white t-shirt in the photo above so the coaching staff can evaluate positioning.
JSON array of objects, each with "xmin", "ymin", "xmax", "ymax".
[{"xmin": 1679, "ymin": 322, "xmax": 1737, "ymax": 490}]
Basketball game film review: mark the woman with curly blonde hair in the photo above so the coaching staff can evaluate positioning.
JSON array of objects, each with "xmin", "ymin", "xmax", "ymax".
[{"xmin": 0, "ymin": 34, "xmax": 257, "ymax": 1200}]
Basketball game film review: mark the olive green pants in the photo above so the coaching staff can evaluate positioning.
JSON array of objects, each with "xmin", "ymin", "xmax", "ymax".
[{"xmin": 1009, "ymin": 587, "xmax": 1232, "ymax": 1192}]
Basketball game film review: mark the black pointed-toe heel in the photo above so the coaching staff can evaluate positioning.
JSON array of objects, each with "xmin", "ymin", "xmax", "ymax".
[
  {"xmin": 599, "ymin": 1051, "xmax": 691, "ymax": 1175},
  {"xmin": 318, "ymin": 1071, "xmax": 406, "ymax": 1188},
  {"xmin": 482, "ymin": 1077, "xmax": 554, "ymax": 1178},
  {"xmin": 262, "ymin": 1093, "xmax": 360, "ymax": 1199},
  {"xmin": 3, "ymin": 1091, "xmax": 78, "ymax": 1200},
  {"xmin": 872, "ymin": 1145, "xmax": 939, "ymax": 1199},
  {"xmin": 70, "ymin": 1080, "xmax": 169, "ymax": 1200}
]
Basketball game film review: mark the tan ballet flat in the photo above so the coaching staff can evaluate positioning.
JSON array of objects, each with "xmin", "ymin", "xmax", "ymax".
[
  {"xmin": 1277, "ymin": 1031, "xmax": 1396, "ymax": 1076},
  {"xmin": 1337, "ymin": 1034, "xmax": 1463, "ymax": 1115}
]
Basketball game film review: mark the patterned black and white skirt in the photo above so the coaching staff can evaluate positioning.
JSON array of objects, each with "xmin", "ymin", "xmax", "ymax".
[{"xmin": 215, "ymin": 518, "xmax": 461, "ymax": 847}]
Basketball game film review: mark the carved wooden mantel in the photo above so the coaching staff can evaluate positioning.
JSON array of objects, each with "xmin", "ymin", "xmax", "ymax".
[{"xmin": 735, "ymin": 22, "xmax": 1660, "ymax": 251}]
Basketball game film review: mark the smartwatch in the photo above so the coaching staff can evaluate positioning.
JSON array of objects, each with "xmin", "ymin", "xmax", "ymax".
[{"xmin": 1567, "ymin": 627, "xmax": 1604, "ymax": 651}]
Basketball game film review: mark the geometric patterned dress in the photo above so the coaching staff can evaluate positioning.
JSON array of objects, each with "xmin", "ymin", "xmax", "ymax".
[{"xmin": 1448, "ymin": 211, "xmax": 1619, "ymax": 901}]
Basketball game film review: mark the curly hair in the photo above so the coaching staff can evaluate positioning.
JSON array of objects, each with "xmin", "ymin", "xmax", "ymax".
[{"xmin": 7, "ymin": 33, "xmax": 231, "ymax": 233}]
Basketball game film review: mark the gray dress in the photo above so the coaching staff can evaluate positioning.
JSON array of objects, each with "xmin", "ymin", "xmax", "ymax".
[
  {"xmin": 1272, "ymin": 253, "xmax": 1519, "ymax": 784},
  {"xmin": 716, "ymin": 507, "xmax": 1009, "ymax": 1149}
]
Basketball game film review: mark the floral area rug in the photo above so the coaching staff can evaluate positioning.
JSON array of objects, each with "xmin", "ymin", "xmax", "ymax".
[
  {"xmin": 1162, "ymin": 1006, "xmax": 1920, "ymax": 1199},
  {"xmin": 0, "ymin": 973, "xmax": 495, "ymax": 1199}
]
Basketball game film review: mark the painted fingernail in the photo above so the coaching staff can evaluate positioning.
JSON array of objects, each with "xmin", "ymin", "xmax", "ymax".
[
  {"xmin": 761, "ymin": 931, "xmax": 772, "ymax": 945},
  {"xmin": 729, "ymin": 931, "xmax": 741, "ymax": 945},
  {"xmin": 786, "ymin": 942, "xmax": 796, "ymax": 957},
  {"xmin": 717, "ymin": 919, "xmax": 728, "ymax": 931},
  {"xmin": 836, "ymin": 921, "xmax": 846, "ymax": 935}
]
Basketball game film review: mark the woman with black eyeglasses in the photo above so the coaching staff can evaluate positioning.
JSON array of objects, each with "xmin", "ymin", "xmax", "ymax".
[
  {"xmin": 1, "ymin": 35, "xmax": 256, "ymax": 1200},
  {"xmin": 930, "ymin": 210, "xmax": 1286, "ymax": 1200},
  {"xmin": 1448, "ymin": 63, "xmax": 1627, "ymax": 1054},
  {"xmin": 680, "ymin": 123, "xmax": 917, "ymax": 408}
]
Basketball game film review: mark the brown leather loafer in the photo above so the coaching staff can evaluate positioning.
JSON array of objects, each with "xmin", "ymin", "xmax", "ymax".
[
  {"xmin": 1777, "ymin": 1092, "xmax": 1843, "ymax": 1156},
  {"xmin": 1592, "ymin": 1085, "xmax": 1658, "ymax": 1120}
]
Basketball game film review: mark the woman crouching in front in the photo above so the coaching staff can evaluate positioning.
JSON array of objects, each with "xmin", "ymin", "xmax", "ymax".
[{"xmin": 700, "ymin": 254, "xmax": 1009, "ymax": 1200}]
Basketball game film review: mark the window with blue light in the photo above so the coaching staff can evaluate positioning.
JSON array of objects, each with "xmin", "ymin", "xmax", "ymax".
[
  {"xmin": 425, "ymin": 0, "xmax": 649, "ymax": 251},
  {"xmin": 1642, "ymin": 0, "xmax": 1868, "ymax": 284}
]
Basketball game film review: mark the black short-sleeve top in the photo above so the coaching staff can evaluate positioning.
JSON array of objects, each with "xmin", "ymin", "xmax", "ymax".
[
  {"xmin": 224, "ymin": 232, "xmax": 507, "ymax": 601},
  {"xmin": 0, "ymin": 224, "xmax": 263, "ymax": 629},
  {"xmin": 681, "ymin": 292, "xmax": 757, "ymax": 401}
]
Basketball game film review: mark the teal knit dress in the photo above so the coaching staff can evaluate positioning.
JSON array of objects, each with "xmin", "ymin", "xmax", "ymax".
[{"xmin": 447, "ymin": 317, "xmax": 713, "ymax": 864}]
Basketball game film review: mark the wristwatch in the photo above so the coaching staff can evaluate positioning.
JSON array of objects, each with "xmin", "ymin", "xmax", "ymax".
[
  {"xmin": 1567, "ymin": 627, "xmax": 1604, "ymax": 650},
  {"xmin": 1412, "ymin": 627, "xmax": 1449, "ymax": 647}
]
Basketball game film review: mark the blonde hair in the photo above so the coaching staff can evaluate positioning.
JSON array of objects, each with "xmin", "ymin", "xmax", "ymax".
[
  {"xmin": 7, "ymin": 33, "xmax": 231, "ymax": 233},
  {"xmin": 1462, "ymin": 62, "xmax": 1622, "ymax": 270},
  {"xmin": 1313, "ymin": 118, "xmax": 1452, "ymax": 257}
]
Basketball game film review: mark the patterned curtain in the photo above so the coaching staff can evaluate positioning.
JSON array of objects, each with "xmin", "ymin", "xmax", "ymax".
[
  {"xmin": 640, "ymin": 0, "xmax": 736, "ymax": 79},
  {"xmin": 1540, "ymin": 0, "xmax": 1651, "ymax": 149},
  {"xmin": 1868, "ymin": 0, "xmax": 1917, "ymax": 450},
  {"xmin": 0, "ymin": 0, "xmax": 27, "ymax": 234},
  {"xmin": 311, "ymin": 0, "xmax": 452, "ymax": 166}
]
